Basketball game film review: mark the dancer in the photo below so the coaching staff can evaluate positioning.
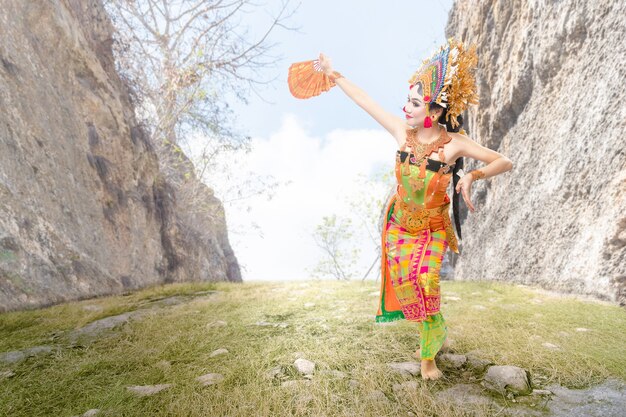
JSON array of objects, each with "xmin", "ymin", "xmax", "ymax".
[{"xmin": 318, "ymin": 38, "xmax": 513, "ymax": 380}]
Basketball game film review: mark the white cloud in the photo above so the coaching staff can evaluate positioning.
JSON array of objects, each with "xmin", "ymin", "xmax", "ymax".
[{"xmin": 190, "ymin": 114, "xmax": 398, "ymax": 281}]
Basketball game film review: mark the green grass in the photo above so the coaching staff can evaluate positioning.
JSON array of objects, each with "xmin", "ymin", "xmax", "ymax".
[{"xmin": 0, "ymin": 279, "xmax": 624, "ymax": 416}]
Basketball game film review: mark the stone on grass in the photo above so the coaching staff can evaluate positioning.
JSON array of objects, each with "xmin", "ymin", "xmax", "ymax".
[
  {"xmin": 575, "ymin": 327, "xmax": 590, "ymax": 332},
  {"xmin": 436, "ymin": 384, "xmax": 497, "ymax": 407},
  {"xmin": 265, "ymin": 365, "xmax": 284, "ymax": 380},
  {"xmin": 304, "ymin": 302, "xmax": 316, "ymax": 308},
  {"xmin": 348, "ymin": 379, "xmax": 360, "ymax": 388},
  {"xmin": 465, "ymin": 351, "xmax": 493, "ymax": 372},
  {"xmin": 367, "ymin": 390, "xmax": 389, "ymax": 402},
  {"xmin": 387, "ymin": 361, "xmax": 421, "ymax": 376},
  {"xmin": 255, "ymin": 320, "xmax": 288, "ymax": 328},
  {"xmin": 207, "ymin": 320, "xmax": 227, "ymax": 327},
  {"xmin": 439, "ymin": 353, "xmax": 467, "ymax": 369},
  {"xmin": 445, "ymin": 296, "xmax": 461, "ymax": 301},
  {"xmin": 69, "ymin": 311, "xmax": 149, "ymax": 343},
  {"xmin": 209, "ymin": 348, "xmax": 229, "ymax": 357},
  {"xmin": 472, "ymin": 304, "xmax": 487, "ymax": 310},
  {"xmin": 196, "ymin": 373, "xmax": 224, "ymax": 386},
  {"xmin": 482, "ymin": 365, "xmax": 532, "ymax": 396},
  {"xmin": 392, "ymin": 381, "xmax": 419, "ymax": 395},
  {"xmin": 126, "ymin": 384, "xmax": 173, "ymax": 397},
  {"xmin": 294, "ymin": 358, "xmax": 315, "ymax": 375},
  {"xmin": 0, "ymin": 370, "xmax": 15, "ymax": 379},
  {"xmin": 0, "ymin": 345, "xmax": 58, "ymax": 365},
  {"xmin": 542, "ymin": 342, "xmax": 560, "ymax": 350},
  {"xmin": 531, "ymin": 389, "xmax": 553, "ymax": 396}
]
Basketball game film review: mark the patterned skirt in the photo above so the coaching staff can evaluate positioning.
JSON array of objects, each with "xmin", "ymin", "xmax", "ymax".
[{"xmin": 375, "ymin": 199, "xmax": 450, "ymax": 360}]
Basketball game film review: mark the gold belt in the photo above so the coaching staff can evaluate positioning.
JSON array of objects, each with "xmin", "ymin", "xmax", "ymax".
[{"xmin": 393, "ymin": 195, "xmax": 459, "ymax": 253}]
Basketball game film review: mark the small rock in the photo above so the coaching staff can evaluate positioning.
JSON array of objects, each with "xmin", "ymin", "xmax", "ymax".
[
  {"xmin": 436, "ymin": 384, "xmax": 497, "ymax": 407},
  {"xmin": 126, "ymin": 384, "xmax": 172, "ymax": 397},
  {"xmin": 304, "ymin": 302, "xmax": 316, "ymax": 308},
  {"xmin": 209, "ymin": 348, "xmax": 229, "ymax": 357},
  {"xmin": 81, "ymin": 409, "xmax": 101, "ymax": 417},
  {"xmin": 387, "ymin": 361, "xmax": 421, "ymax": 376},
  {"xmin": 265, "ymin": 365, "xmax": 284, "ymax": 380},
  {"xmin": 0, "ymin": 370, "xmax": 15, "ymax": 379},
  {"xmin": 531, "ymin": 389, "xmax": 553, "ymax": 396},
  {"xmin": 472, "ymin": 304, "xmax": 487, "ymax": 310},
  {"xmin": 482, "ymin": 365, "xmax": 532, "ymax": 396},
  {"xmin": 368, "ymin": 291, "xmax": 379, "ymax": 296},
  {"xmin": 294, "ymin": 358, "xmax": 315, "ymax": 375},
  {"xmin": 445, "ymin": 296, "xmax": 461, "ymax": 301},
  {"xmin": 367, "ymin": 389, "xmax": 388, "ymax": 402},
  {"xmin": 439, "ymin": 353, "xmax": 467, "ymax": 369},
  {"xmin": 303, "ymin": 374, "xmax": 314, "ymax": 380},
  {"xmin": 558, "ymin": 331, "xmax": 570, "ymax": 337},
  {"xmin": 196, "ymin": 373, "xmax": 224, "ymax": 386},
  {"xmin": 542, "ymin": 342, "xmax": 560, "ymax": 350},
  {"xmin": 0, "ymin": 345, "xmax": 57, "ymax": 365},
  {"xmin": 281, "ymin": 380, "xmax": 311, "ymax": 388},
  {"xmin": 348, "ymin": 379, "xmax": 360, "ymax": 388},
  {"xmin": 255, "ymin": 321, "xmax": 288, "ymax": 328},
  {"xmin": 155, "ymin": 360, "xmax": 171, "ymax": 370},
  {"xmin": 207, "ymin": 320, "xmax": 227, "ymax": 327},
  {"xmin": 575, "ymin": 327, "xmax": 590, "ymax": 332},
  {"xmin": 465, "ymin": 352, "xmax": 493, "ymax": 372},
  {"xmin": 392, "ymin": 381, "xmax": 419, "ymax": 395}
]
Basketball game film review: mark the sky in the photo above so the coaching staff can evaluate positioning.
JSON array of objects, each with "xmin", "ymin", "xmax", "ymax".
[{"xmin": 184, "ymin": 0, "xmax": 455, "ymax": 281}]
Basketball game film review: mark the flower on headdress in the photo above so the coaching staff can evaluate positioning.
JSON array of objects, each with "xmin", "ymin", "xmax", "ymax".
[{"xmin": 408, "ymin": 38, "xmax": 479, "ymax": 129}]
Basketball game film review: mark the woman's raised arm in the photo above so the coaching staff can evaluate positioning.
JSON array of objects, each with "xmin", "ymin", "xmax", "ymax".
[{"xmin": 318, "ymin": 53, "xmax": 406, "ymax": 144}]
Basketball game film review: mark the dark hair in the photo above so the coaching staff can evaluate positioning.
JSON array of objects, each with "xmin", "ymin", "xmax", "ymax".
[{"xmin": 430, "ymin": 102, "xmax": 463, "ymax": 133}]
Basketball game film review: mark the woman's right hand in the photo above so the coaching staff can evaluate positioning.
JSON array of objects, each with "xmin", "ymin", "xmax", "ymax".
[{"xmin": 318, "ymin": 53, "xmax": 334, "ymax": 76}]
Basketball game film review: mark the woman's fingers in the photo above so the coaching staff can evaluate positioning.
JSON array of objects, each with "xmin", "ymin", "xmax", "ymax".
[{"xmin": 461, "ymin": 186, "xmax": 476, "ymax": 212}]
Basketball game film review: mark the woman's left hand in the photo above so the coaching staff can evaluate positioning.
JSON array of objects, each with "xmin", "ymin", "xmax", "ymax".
[{"xmin": 455, "ymin": 174, "xmax": 476, "ymax": 212}]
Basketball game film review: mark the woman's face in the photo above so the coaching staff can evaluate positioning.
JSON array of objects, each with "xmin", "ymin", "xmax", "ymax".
[{"xmin": 403, "ymin": 85, "xmax": 428, "ymax": 128}]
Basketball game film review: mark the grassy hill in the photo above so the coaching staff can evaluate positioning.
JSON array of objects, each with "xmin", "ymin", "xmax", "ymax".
[{"xmin": 1, "ymin": 279, "xmax": 624, "ymax": 416}]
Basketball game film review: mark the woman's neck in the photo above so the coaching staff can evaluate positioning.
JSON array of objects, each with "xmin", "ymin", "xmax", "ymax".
[{"xmin": 413, "ymin": 125, "xmax": 443, "ymax": 144}]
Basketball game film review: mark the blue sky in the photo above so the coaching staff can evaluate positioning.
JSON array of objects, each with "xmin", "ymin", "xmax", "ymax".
[
  {"xmin": 187, "ymin": 0, "xmax": 455, "ymax": 281},
  {"xmin": 231, "ymin": 0, "xmax": 454, "ymax": 137}
]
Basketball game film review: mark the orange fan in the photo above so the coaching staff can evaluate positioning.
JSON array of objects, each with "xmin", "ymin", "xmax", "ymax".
[{"xmin": 288, "ymin": 59, "xmax": 336, "ymax": 99}]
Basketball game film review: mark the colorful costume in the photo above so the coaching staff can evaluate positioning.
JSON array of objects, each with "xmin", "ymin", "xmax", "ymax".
[{"xmin": 375, "ymin": 38, "xmax": 479, "ymax": 361}]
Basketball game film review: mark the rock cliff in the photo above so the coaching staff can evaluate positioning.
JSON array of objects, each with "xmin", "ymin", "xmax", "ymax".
[
  {"xmin": 445, "ymin": 0, "xmax": 625, "ymax": 304},
  {"xmin": 0, "ymin": 0, "xmax": 240, "ymax": 312}
]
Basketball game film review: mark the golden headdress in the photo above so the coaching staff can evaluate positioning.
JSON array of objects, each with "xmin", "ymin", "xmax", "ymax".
[{"xmin": 408, "ymin": 38, "xmax": 479, "ymax": 129}]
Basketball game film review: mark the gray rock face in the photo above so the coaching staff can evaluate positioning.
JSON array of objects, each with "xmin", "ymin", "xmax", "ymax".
[
  {"xmin": 0, "ymin": 0, "xmax": 240, "ymax": 312},
  {"xmin": 446, "ymin": 0, "xmax": 626, "ymax": 305},
  {"xmin": 482, "ymin": 365, "xmax": 532, "ymax": 396}
]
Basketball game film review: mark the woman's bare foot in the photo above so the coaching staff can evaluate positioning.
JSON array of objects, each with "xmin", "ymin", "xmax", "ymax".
[{"xmin": 420, "ymin": 359, "xmax": 443, "ymax": 380}]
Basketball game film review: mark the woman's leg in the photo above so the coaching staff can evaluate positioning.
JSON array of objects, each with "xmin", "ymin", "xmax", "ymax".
[{"xmin": 417, "ymin": 312, "xmax": 448, "ymax": 360}]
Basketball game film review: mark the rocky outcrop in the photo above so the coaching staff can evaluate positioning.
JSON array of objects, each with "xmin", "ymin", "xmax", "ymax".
[
  {"xmin": 446, "ymin": 0, "xmax": 625, "ymax": 304},
  {"xmin": 0, "ymin": 0, "xmax": 240, "ymax": 312}
]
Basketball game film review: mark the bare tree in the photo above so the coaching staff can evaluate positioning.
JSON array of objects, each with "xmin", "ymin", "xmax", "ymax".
[
  {"xmin": 311, "ymin": 215, "xmax": 360, "ymax": 281},
  {"xmin": 104, "ymin": 0, "xmax": 297, "ymax": 231}
]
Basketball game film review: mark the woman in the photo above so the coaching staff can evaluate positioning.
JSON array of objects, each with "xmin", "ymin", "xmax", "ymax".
[{"xmin": 318, "ymin": 39, "xmax": 513, "ymax": 380}]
